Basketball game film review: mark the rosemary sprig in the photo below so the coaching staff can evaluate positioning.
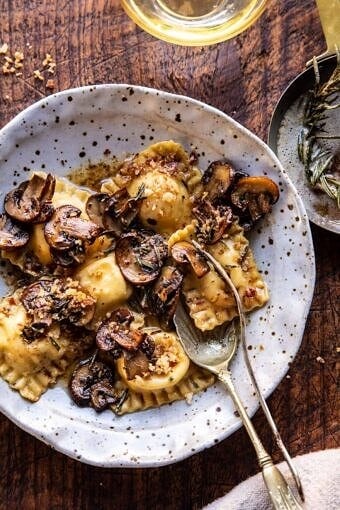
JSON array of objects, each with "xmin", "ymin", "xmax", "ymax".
[{"xmin": 297, "ymin": 54, "xmax": 340, "ymax": 208}]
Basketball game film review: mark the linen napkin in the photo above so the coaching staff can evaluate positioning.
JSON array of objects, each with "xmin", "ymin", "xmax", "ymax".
[{"xmin": 203, "ymin": 448, "xmax": 340, "ymax": 510}]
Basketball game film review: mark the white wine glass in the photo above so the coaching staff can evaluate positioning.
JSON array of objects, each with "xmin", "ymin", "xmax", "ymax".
[{"xmin": 121, "ymin": 0, "xmax": 268, "ymax": 46}]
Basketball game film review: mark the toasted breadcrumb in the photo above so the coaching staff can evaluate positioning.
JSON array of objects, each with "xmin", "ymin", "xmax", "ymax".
[
  {"xmin": 43, "ymin": 53, "xmax": 56, "ymax": 74},
  {"xmin": 42, "ymin": 53, "xmax": 53, "ymax": 66},
  {"xmin": 14, "ymin": 51, "xmax": 24, "ymax": 62},
  {"xmin": 46, "ymin": 79, "xmax": 55, "ymax": 90},
  {"xmin": 47, "ymin": 62, "xmax": 56, "ymax": 74},
  {"xmin": 0, "ymin": 43, "xmax": 8, "ymax": 54},
  {"xmin": 33, "ymin": 69, "xmax": 44, "ymax": 81},
  {"xmin": 1, "ymin": 44, "xmax": 57, "ymax": 86},
  {"xmin": 148, "ymin": 344, "xmax": 179, "ymax": 375}
]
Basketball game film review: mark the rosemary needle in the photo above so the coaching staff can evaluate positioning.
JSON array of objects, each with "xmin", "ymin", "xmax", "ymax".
[{"xmin": 297, "ymin": 54, "xmax": 340, "ymax": 208}]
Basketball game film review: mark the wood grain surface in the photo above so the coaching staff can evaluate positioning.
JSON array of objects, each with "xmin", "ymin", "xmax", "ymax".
[{"xmin": 0, "ymin": 1, "xmax": 338, "ymax": 509}]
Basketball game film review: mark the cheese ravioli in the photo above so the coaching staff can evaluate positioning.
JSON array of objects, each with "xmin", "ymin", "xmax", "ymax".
[
  {"xmin": 75, "ymin": 252, "xmax": 132, "ymax": 321},
  {"xmin": 0, "ymin": 291, "xmax": 93, "ymax": 401},
  {"xmin": 183, "ymin": 221, "xmax": 269, "ymax": 331}
]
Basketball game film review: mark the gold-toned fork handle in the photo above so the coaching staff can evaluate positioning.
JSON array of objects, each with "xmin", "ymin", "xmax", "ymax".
[{"xmin": 218, "ymin": 369, "xmax": 303, "ymax": 510}]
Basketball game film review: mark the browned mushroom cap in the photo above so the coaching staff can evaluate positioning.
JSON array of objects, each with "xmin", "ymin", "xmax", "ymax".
[
  {"xmin": 21, "ymin": 278, "xmax": 96, "ymax": 339},
  {"xmin": 86, "ymin": 192, "xmax": 122, "ymax": 235},
  {"xmin": 115, "ymin": 230, "xmax": 168, "ymax": 285},
  {"xmin": 0, "ymin": 213, "xmax": 30, "ymax": 250},
  {"xmin": 50, "ymin": 246, "xmax": 86, "ymax": 267},
  {"xmin": 21, "ymin": 279, "xmax": 55, "ymax": 340},
  {"xmin": 230, "ymin": 176, "xmax": 280, "ymax": 222},
  {"xmin": 86, "ymin": 193, "xmax": 110, "ymax": 230},
  {"xmin": 123, "ymin": 350, "xmax": 150, "ymax": 380},
  {"xmin": 202, "ymin": 161, "xmax": 235, "ymax": 203},
  {"xmin": 4, "ymin": 173, "xmax": 55, "ymax": 223},
  {"xmin": 64, "ymin": 290, "xmax": 96, "ymax": 327},
  {"xmin": 45, "ymin": 205, "xmax": 102, "ymax": 250},
  {"xmin": 44, "ymin": 205, "xmax": 102, "ymax": 266},
  {"xmin": 96, "ymin": 320, "xmax": 145, "ymax": 352},
  {"xmin": 148, "ymin": 265, "xmax": 183, "ymax": 329},
  {"xmin": 22, "ymin": 279, "xmax": 54, "ymax": 313},
  {"xmin": 90, "ymin": 380, "xmax": 127, "ymax": 411},
  {"xmin": 171, "ymin": 241, "xmax": 209, "ymax": 278},
  {"xmin": 69, "ymin": 360, "xmax": 114, "ymax": 407},
  {"xmin": 96, "ymin": 308, "xmax": 145, "ymax": 352},
  {"xmin": 86, "ymin": 185, "xmax": 144, "ymax": 234},
  {"xmin": 106, "ymin": 185, "xmax": 144, "ymax": 228},
  {"xmin": 193, "ymin": 199, "xmax": 233, "ymax": 244}
]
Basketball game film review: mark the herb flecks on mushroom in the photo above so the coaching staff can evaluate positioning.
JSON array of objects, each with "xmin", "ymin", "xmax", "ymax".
[
  {"xmin": 107, "ymin": 185, "xmax": 145, "ymax": 228},
  {"xmin": 0, "ymin": 213, "xmax": 30, "ymax": 250},
  {"xmin": 230, "ymin": 176, "xmax": 279, "ymax": 223},
  {"xmin": 70, "ymin": 359, "xmax": 126, "ymax": 411},
  {"xmin": 4, "ymin": 173, "xmax": 55, "ymax": 223},
  {"xmin": 21, "ymin": 277, "xmax": 96, "ymax": 341},
  {"xmin": 193, "ymin": 199, "xmax": 233, "ymax": 244},
  {"xmin": 85, "ymin": 193, "xmax": 110, "ymax": 230},
  {"xmin": 202, "ymin": 160, "xmax": 236, "ymax": 203},
  {"xmin": 148, "ymin": 265, "xmax": 184, "ymax": 329},
  {"xmin": 96, "ymin": 308, "xmax": 143, "ymax": 352},
  {"xmin": 44, "ymin": 205, "xmax": 102, "ymax": 266},
  {"xmin": 171, "ymin": 242, "xmax": 209, "ymax": 278},
  {"xmin": 115, "ymin": 230, "xmax": 168, "ymax": 285},
  {"xmin": 86, "ymin": 185, "xmax": 144, "ymax": 234},
  {"xmin": 96, "ymin": 307, "xmax": 155, "ymax": 357},
  {"xmin": 95, "ymin": 308, "xmax": 155, "ymax": 381}
]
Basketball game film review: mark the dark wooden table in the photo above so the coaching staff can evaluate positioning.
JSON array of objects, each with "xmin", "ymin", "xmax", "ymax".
[{"xmin": 0, "ymin": 1, "xmax": 338, "ymax": 508}]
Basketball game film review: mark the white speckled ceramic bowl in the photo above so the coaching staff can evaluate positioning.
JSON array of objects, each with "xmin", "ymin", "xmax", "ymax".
[{"xmin": 0, "ymin": 85, "xmax": 315, "ymax": 467}]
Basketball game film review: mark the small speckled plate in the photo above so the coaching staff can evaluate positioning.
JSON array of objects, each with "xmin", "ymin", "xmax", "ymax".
[
  {"xmin": 0, "ymin": 85, "xmax": 315, "ymax": 467},
  {"xmin": 268, "ymin": 56, "xmax": 340, "ymax": 234}
]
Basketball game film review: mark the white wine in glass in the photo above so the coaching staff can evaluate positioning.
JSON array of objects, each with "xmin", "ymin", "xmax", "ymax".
[{"xmin": 121, "ymin": 0, "xmax": 268, "ymax": 46}]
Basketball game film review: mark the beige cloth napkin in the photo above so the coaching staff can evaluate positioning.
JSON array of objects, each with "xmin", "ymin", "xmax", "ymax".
[{"xmin": 204, "ymin": 448, "xmax": 340, "ymax": 510}]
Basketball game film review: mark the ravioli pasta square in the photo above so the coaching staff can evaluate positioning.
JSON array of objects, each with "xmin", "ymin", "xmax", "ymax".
[
  {"xmin": 183, "ymin": 221, "xmax": 269, "ymax": 331},
  {"xmin": 0, "ymin": 291, "xmax": 93, "ymax": 401},
  {"xmin": 113, "ymin": 364, "xmax": 215, "ymax": 415}
]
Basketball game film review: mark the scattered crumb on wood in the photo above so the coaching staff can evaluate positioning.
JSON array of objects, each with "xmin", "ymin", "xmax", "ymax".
[
  {"xmin": 46, "ymin": 78, "xmax": 55, "ymax": 90},
  {"xmin": 42, "ymin": 53, "xmax": 53, "ymax": 66},
  {"xmin": 14, "ymin": 51, "xmax": 24, "ymax": 62},
  {"xmin": 0, "ymin": 43, "xmax": 9, "ymax": 54},
  {"xmin": 316, "ymin": 356, "xmax": 325, "ymax": 364},
  {"xmin": 33, "ymin": 69, "xmax": 44, "ymax": 81},
  {"xmin": 1, "ymin": 44, "xmax": 57, "ymax": 87}
]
